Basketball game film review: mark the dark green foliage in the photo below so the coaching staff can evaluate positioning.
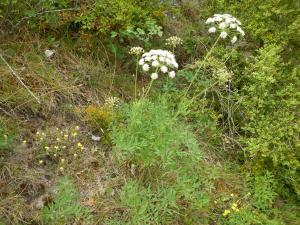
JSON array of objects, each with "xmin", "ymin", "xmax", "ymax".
[{"xmin": 42, "ymin": 177, "xmax": 92, "ymax": 224}]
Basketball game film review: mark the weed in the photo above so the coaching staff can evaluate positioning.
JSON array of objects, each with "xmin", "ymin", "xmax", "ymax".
[{"xmin": 41, "ymin": 176, "xmax": 92, "ymax": 224}]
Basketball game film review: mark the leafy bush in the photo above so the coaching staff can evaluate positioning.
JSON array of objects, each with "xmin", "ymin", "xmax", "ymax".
[
  {"xmin": 77, "ymin": 0, "xmax": 165, "ymax": 43},
  {"xmin": 240, "ymin": 44, "xmax": 299, "ymax": 195},
  {"xmin": 42, "ymin": 177, "xmax": 91, "ymax": 224}
]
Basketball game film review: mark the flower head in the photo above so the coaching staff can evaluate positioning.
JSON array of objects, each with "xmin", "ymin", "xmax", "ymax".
[
  {"xmin": 165, "ymin": 36, "xmax": 183, "ymax": 48},
  {"xmin": 129, "ymin": 46, "xmax": 144, "ymax": 56},
  {"xmin": 206, "ymin": 13, "xmax": 245, "ymax": 44},
  {"xmin": 139, "ymin": 49, "xmax": 178, "ymax": 80},
  {"xmin": 223, "ymin": 209, "xmax": 231, "ymax": 217},
  {"xmin": 220, "ymin": 31, "xmax": 228, "ymax": 39},
  {"xmin": 151, "ymin": 73, "xmax": 158, "ymax": 80},
  {"xmin": 208, "ymin": 27, "xmax": 217, "ymax": 33},
  {"xmin": 142, "ymin": 64, "xmax": 150, "ymax": 72}
]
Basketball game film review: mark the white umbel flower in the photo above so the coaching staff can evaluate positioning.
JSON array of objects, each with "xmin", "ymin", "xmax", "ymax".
[
  {"xmin": 161, "ymin": 66, "xmax": 168, "ymax": 73},
  {"xmin": 138, "ymin": 49, "xmax": 179, "ymax": 80},
  {"xmin": 129, "ymin": 46, "xmax": 144, "ymax": 56},
  {"xmin": 151, "ymin": 73, "xmax": 158, "ymax": 80},
  {"xmin": 219, "ymin": 22, "xmax": 227, "ymax": 29},
  {"xmin": 139, "ymin": 58, "xmax": 145, "ymax": 65},
  {"xmin": 152, "ymin": 60, "xmax": 160, "ymax": 67},
  {"xmin": 168, "ymin": 71, "xmax": 176, "ymax": 78},
  {"xmin": 220, "ymin": 31, "xmax": 228, "ymax": 39},
  {"xmin": 231, "ymin": 36, "xmax": 238, "ymax": 44},
  {"xmin": 142, "ymin": 64, "xmax": 150, "ymax": 72},
  {"xmin": 206, "ymin": 14, "xmax": 245, "ymax": 44},
  {"xmin": 208, "ymin": 27, "xmax": 217, "ymax": 33}
]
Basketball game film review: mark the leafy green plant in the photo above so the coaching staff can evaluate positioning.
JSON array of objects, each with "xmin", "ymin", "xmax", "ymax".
[
  {"xmin": 77, "ymin": 0, "xmax": 165, "ymax": 41},
  {"xmin": 240, "ymin": 44, "xmax": 299, "ymax": 195},
  {"xmin": 41, "ymin": 177, "xmax": 91, "ymax": 224},
  {"xmin": 253, "ymin": 172, "xmax": 277, "ymax": 211},
  {"xmin": 112, "ymin": 95, "xmax": 200, "ymax": 173}
]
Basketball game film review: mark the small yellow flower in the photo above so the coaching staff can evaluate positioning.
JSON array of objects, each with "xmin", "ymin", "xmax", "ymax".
[
  {"xmin": 74, "ymin": 153, "xmax": 78, "ymax": 158},
  {"xmin": 75, "ymin": 126, "xmax": 80, "ymax": 130},
  {"xmin": 230, "ymin": 193, "xmax": 235, "ymax": 197},
  {"xmin": 22, "ymin": 140, "xmax": 27, "ymax": 144},
  {"xmin": 72, "ymin": 132, "xmax": 78, "ymax": 137},
  {"xmin": 62, "ymin": 145, "xmax": 66, "ymax": 149},
  {"xmin": 77, "ymin": 142, "xmax": 83, "ymax": 148},
  {"xmin": 54, "ymin": 153, "xmax": 57, "ymax": 157},
  {"xmin": 54, "ymin": 146, "xmax": 59, "ymax": 150},
  {"xmin": 223, "ymin": 209, "xmax": 231, "ymax": 217},
  {"xmin": 36, "ymin": 131, "xmax": 40, "ymax": 135},
  {"xmin": 61, "ymin": 158, "xmax": 65, "ymax": 163},
  {"xmin": 232, "ymin": 203, "xmax": 238, "ymax": 208},
  {"xmin": 45, "ymin": 146, "xmax": 50, "ymax": 150},
  {"xmin": 38, "ymin": 160, "xmax": 43, "ymax": 164},
  {"xmin": 64, "ymin": 134, "xmax": 68, "ymax": 139},
  {"xmin": 56, "ymin": 138, "xmax": 61, "ymax": 142},
  {"xmin": 214, "ymin": 200, "xmax": 217, "ymax": 204},
  {"xmin": 42, "ymin": 132, "xmax": 45, "ymax": 136},
  {"xmin": 59, "ymin": 167, "xmax": 64, "ymax": 171}
]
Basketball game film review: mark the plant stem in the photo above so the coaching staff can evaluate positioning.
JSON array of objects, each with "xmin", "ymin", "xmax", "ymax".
[
  {"xmin": 183, "ymin": 36, "xmax": 220, "ymax": 98},
  {"xmin": 144, "ymin": 79, "xmax": 154, "ymax": 98},
  {"xmin": 134, "ymin": 56, "xmax": 139, "ymax": 100}
]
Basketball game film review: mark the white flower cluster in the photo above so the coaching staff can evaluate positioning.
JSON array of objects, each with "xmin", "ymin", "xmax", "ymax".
[
  {"xmin": 139, "ymin": 49, "xmax": 178, "ymax": 80},
  {"xmin": 166, "ymin": 36, "xmax": 183, "ymax": 48},
  {"xmin": 105, "ymin": 96, "xmax": 121, "ymax": 108},
  {"xmin": 129, "ymin": 46, "xmax": 144, "ymax": 56},
  {"xmin": 206, "ymin": 14, "xmax": 245, "ymax": 44}
]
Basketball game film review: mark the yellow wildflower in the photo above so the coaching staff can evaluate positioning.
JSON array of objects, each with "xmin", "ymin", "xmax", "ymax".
[
  {"xmin": 64, "ymin": 134, "xmax": 68, "ymax": 139},
  {"xmin": 62, "ymin": 146, "xmax": 66, "ymax": 149},
  {"xmin": 54, "ymin": 146, "xmax": 59, "ymax": 150},
  {"xmin": 74, "ymin": 153, "xmax": 78, "ymax": 158},
  {"xmin": 72, "ymin": 132, "xmax": 78, "ymax": 137},
  {"xmin": 56, "ymin": 138, "xmax": 61, "ymax": 142},
  {"xmin": 223, "ymin": 209, "xmax": 231, "ymax": 217},
  {"xmin": 77, "ymin": 142, "xmax": 83, "ymax": 148},
  {"xmin": 59, "ymin": 167, "xmax": 64, "ymax": 171},
  {"xmin": 38, "ymin": 160, "xmax": 43, "ymax": 164},
  {"xmin": 54, "ymin": 153, "xmax": 57, "ymax": 157},
  {"xmin": 22, "ymin": 140, "xmax": 27, "ymax": 144},
  {"xmin": 36, "ymin": 131, "xmax": 40, "ymax": 135},
  {"xmin": 75, "ymin": 126, "xmax": 80, "ymax": 130},
  {"xmin": 45, "ymin": 146, "xmax": 50, "ymax": 150},
  {"xmin": 230, "ymin": 193, "xmax": 235, "ymax": 197}
]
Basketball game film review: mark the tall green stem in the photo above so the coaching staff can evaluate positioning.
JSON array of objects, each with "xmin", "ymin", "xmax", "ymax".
[
  {"xmin": 144, "ymin": 79, "xmax": 154, "ymax": 98},
  {"xmin": 183, "ymin": 36, "xmax": 220, "ymax": 98},
  {"xmin": 134, "ymin": 56, "xmax": 139, "ymax": 100}
]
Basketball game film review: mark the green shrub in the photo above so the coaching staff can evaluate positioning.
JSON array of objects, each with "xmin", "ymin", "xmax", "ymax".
[
  {"xmin": 240, "ymin": 44, "xmax": 299, "ymax": 195},
  {"xmin": 41, "ymin": 177, "xmax": 91, "ymax": 224},
  {"xmin": 77, "ymin": 0, "xmax": 165, "ymax": 43}
]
